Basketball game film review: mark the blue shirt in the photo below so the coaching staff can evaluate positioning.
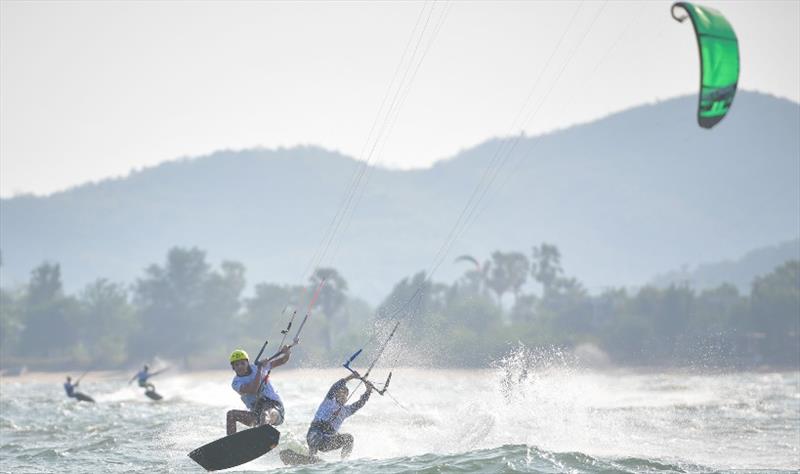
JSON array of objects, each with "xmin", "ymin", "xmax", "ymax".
[
  {"xmin": 136, "ymin": 370, "xmax": 149, "ymax": 384},
  {"xmin": 311, "ymin": 378, "xmax": 370, "ymax": 432},
  {"xmin": 231, "ymin": 362, "xmax": 282, "ymax": 410}
]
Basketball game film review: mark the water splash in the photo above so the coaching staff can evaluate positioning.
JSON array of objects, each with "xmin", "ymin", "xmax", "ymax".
[{"xmin": 0, "ymin": 367, "xmax": 797, "ymax": 472}]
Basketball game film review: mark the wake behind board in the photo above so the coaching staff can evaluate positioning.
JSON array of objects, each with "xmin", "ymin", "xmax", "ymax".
[
  {"xmin": 279, "ymin": 449, "xmax": 320, "ymax": 466},
  {"xmin": 74, "ymin": 392, "xmax": 95, "ymax": 403},
  {"xmin": 188, "ymin": 425, "xmax": 280, "ymax": 471},
  {"xmin": 145, "ymin": 390, "xmax": 162, "ymax": 401}
]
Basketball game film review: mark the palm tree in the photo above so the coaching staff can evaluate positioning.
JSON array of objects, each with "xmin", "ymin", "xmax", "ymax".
[{"xmin": 309, "ymin": 268, "xmax": 348, "ymax": 352}]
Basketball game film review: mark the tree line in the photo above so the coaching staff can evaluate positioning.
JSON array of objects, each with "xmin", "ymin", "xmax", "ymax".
[{"xmin": 1, "ymin": 244, "xmax": 797, "ymax": 371}]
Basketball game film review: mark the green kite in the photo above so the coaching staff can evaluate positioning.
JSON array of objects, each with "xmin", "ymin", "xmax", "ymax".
[{"xmin": 672, "ymin": 2, "xmax": 740, "ymax": 129}]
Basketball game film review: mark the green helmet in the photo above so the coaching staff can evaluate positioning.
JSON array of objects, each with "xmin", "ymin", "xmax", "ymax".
[{"xmin": 229, "ymin": 349, "xmax": 249, "ymax": 364}]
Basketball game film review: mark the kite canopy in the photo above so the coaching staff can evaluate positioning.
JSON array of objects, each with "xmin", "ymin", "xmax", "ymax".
[
  {"xmin": 672, "ymin": 2, "xmax": 739, "ymax": 129},
  {"xmin": 454, "ymin": 254, "xmax": 480, "ymax": 270}
]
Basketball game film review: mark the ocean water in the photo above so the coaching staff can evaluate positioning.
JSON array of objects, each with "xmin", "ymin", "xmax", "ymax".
[{"xmin": 1, "ymin": 359, "xmax": 798, "ymax": 473}]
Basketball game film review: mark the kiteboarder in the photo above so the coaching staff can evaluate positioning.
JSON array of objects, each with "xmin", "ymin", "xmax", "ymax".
[
  {"xmin": 63, "ymin": 376, "xmax": 78, "ymax": 398},
  {"xmin": 129, "ymin": 364, "xmax": 156, "ymax": 391},
  {"xmin": 227, "ymin": 345, "xmax": 292, "ymax": 435},
  {"xmin": 64, "ymin": 374, "xmax": 95, "ymax": 402},
  {"xmin": 129, "ymin": 364, "xmax": 168, "ymax": 399},
  {"xmin": 306, "ymin": 372, "xmax": 373, "ymax": 459}
]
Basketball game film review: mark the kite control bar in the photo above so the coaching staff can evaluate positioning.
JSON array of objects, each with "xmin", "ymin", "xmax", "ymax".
[
  {"xmin": 253, "ymin": 338, "xmax": 269, "ymax": 364},
  {"xmin": 341, "ymin": 320, "xmax": 399, "ymax": 396},
  {"xmin": 343, "ymin": 349, "xmax": 392, "ymax": 396}
]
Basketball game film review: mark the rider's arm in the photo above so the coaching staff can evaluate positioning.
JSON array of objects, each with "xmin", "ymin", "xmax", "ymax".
[
  {"xmin": 344, "ymin": 372, "xmax": 359, "ymax": 381},
  {"xmin": 323, "ymin": 372, "xmax": 359, "ymax": 400},
  {"xmin": 267, "ymin": 345, "xmax": 292, "ymax": 368},
  {"xmin": 345, "ymin": 384, "xmax": 372, "ymax": 415}
]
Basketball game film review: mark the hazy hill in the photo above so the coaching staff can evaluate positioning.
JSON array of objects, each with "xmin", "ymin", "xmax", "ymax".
[
  {"xmin": 1, "ymin": 91, "xmax": 798, "ymax": 302},
  {"xmin": 651, "ymin": 238, "xmax": 800, "ymax": 293}
]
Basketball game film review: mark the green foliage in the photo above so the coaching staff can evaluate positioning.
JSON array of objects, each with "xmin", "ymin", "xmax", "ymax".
[
  {"xmin": 749, "ymin": 261, "xmax": 800, "ymax": 365},
  {"xmin": 19, "ymin": 263, "xmax": 82, "ymax": 358},
  {"xmin": 1, "ymin": 245, "xmax": 797, "ymax": 370},
  {"xmin": 0, "ymin": 287, "xmax": 25, "ymax": 358},
  {"xmin": 75, "ymin": 279, "xmax": 137, "ymax": 366},
  {"xmin": 531, "ymin": 243, "xmax": 564, "ymax": 297},
  {"xmin": 241, "ymin": 282, "xmax": 304, "ymax": 351},
  {"xmin": 132, "ymin": 247, "xmax": 246, "ymax": 365},
  {"xmin": 486, "ymin": 251, "xmax": 529, "ymax": 305},
  {"xmin": 310, "ymin": 268, "xmax": 348, "ymax": 352}
]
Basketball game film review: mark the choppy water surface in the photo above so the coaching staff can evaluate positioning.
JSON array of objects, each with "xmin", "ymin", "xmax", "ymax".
[{"xmin": 1, "ymin": 363, "xmax": 798, "ymax": 473}]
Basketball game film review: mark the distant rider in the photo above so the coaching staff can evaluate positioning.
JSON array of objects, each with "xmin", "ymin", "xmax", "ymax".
[
  {"xmin": 227, "ymin": 346, "xmax": 292, "ymax": 435},
  {"xmin": 63, "ymin": 376, "xmax": 78, "ymax": 398},
  {"xmin": 129, "ymin": 365, "xmax": 156, "ymax": 392},
  {"xmin": 306, "ymin": 372, "xmax": 372, "ymax": 459}
]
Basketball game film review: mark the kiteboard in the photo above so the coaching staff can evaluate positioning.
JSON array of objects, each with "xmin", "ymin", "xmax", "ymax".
[
  {"xmin": 188, "ymin": 424, "xmax": 280, "ymax": 471},
  {"xmin": 145, "ymin": 389, "xmax": 163, "ymax": 401},
  {"xmin": 74, "ymin": 392, "xmax": 95, "ymax": 403},
  {"xmin": 279, "ymin": 448, "xmax": 320, "ymax": 466}
]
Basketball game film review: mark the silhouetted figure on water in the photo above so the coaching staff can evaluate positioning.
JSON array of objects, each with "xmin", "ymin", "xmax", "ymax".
[
  {"xmin": 64, "ymin": 375, "xmax": 95, "ymax": 403},
  {"xmin": 306, "ymin": 372, "xmax": 372, "ymax": 460}
]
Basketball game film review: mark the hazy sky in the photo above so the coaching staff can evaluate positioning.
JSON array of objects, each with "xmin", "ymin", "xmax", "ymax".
[{"xmin": 1, "ymin": 1, "xmax": 798, "ymax": 197}]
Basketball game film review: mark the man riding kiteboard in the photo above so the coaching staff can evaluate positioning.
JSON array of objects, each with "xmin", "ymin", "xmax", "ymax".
[
  {"xmin": 227, "ymin": 345, "xmax": 292, "ymax": 435},
  {"xmin": 280, "ymin": 322, "xmax": 396, "ymax": 465},
  {"xmin": 63, "ymin": 376, "xmax": 78, "ymax": 398},
  {"xmin": 306, "ymin": 372, "xmax": 373, "ymax": 459},
  {"xmin": 187, "ymin": 286, "xmax": 322, "ymax": 471},
  {"xmin": 64, "ymin": 374, "xmax": 95, "ymax": 402},
  {"xmin": 129, "ymin": 364, "xmax": 169, "ymax": 399},
  {"xmin": 130, "ymin": 365, "xmax": 155, "ymax": 391}
]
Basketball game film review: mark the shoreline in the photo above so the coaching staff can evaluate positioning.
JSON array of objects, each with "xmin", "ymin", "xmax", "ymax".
[{"xmin": 2, "ymin": 365, "xmax": 797, "ymax": 384}]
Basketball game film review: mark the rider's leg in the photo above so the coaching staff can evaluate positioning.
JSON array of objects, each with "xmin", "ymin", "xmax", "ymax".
[{"xmin": 226, "ymin": 409, "xmax": 258, "ymax": 435}]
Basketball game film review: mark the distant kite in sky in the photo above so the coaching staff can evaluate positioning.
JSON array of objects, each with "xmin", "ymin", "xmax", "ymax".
[
  {"xmin": 672, "ymin": 2, "xmax": 740, "ymax": 129},
  {"xmin": 454, "ymin": 255, "xmax": 481, "ymax": 271}
]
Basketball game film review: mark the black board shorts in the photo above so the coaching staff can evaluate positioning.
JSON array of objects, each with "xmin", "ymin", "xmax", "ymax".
[
  {"xmin": 253, "ymin": 397, "xmax": 284, "ymax": 426},
  {"xmin": 306, "ymin": 429, "xmax": 351, "ymax": 453},
  {"xmin": 306, "ymin": 421, "xmax": 352, "ymax": 452}
]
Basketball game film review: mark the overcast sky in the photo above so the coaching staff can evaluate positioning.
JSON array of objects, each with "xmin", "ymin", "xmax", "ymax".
[{"xmin": 1, "ymin": 0, "xmax": 798, "ymax": 197}]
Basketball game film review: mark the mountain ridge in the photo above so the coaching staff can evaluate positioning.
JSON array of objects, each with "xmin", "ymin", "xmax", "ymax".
[{"xmin": 2, "ymin": 91, "xmax": 798, "ymax": 303}]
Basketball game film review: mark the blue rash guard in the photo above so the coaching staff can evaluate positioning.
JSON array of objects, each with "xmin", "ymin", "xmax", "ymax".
[
  {"xmin": 231, "ymin": 362, "xmax": 283, "ymax": 410},
  {"xmin": 135, "ymin": 370, "xmax": 150, "ymax": 387},
  {"xmin": 308, "ymin": 378, "xmax": 370, "ymax": 435},
  {"xmin": 231, "ymin": 361, "xmax": 285, "ymax": 425}
]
